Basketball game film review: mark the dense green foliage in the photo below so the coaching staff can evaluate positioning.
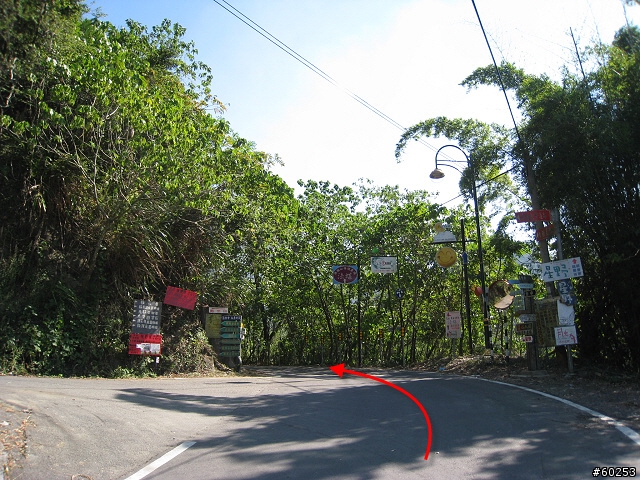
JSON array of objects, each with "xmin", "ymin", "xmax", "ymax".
[
  {"xmin": 400, "ymin": 25, "xmax": 640, "ymax": 371},
  {"xmin": 1, "ymin": 1, "xmax": 637, "ymax": 375}
]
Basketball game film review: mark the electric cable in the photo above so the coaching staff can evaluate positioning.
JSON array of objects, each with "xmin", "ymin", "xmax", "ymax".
[{"xmin": 211, "ymin": 0, "xmax": 439, "ymax": 153}]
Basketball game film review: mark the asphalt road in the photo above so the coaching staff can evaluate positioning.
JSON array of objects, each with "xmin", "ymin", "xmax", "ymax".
[{"xmin": 1, "ymin": 367, "xmax": 638, "ymax": 479}]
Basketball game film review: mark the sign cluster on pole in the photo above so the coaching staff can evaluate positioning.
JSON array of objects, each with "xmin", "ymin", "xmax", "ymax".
[
  {"xmin": 203, "ymin": 307, "xmax": 245, "ymax": 370},
  {"xmin": 515, "ymin": 209, "xmax": 556, "ymax": 243}
]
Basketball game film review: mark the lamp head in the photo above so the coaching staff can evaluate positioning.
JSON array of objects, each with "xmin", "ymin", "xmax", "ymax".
[{"xmin": 429, "ymin": 168, "xmax": 445, "ymax": 179}]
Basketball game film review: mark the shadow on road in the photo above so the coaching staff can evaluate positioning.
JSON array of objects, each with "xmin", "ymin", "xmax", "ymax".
[{"xmin": 114, "ymin": 367, "xmax": 636, "ymax": 479}]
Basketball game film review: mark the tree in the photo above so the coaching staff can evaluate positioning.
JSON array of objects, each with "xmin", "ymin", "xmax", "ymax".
[
  {"xmin": 449, "ymin": 26, "xmax": 640, "ymax": 371},
  {"xmin": 0, "ymin": 8, "xmax": 286, "ymax": 375}
]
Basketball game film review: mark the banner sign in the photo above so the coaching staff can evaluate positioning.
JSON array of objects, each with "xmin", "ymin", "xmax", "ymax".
[
  {"xmin": 515, "ymin": 209, "xmax": 551, "ymax": 223},
  {"xmin": 371, "ymin": 256, "xmax": 397, "ymax": 274},
  {"xmin": 128, "ymin": 333, "xmax": 162, "ymax": 356},
  {"xmin": 332, "ymin": 265, "xmax": 359, "ymax": 285},
  {"xmin": 164, "ymin": 286, "xmax": 198, "ymax": 310},
  {"xmin": 539, "ymin": 257, "xmax": 583, "ymax": 281},
  {"xmin": 132, "ymin": 300, "xmax": 162, "ymax": 334}
]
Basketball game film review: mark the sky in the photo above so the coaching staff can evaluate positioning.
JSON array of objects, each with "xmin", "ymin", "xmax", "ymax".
[{"xmin": 86, "ymin": 0, "xmax": 639, "ymax": 204}]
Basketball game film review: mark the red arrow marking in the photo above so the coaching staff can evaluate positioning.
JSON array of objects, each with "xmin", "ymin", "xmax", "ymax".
[{"xmin": 329, "ymin": 363, "xmax": 433, "ymax": 460}]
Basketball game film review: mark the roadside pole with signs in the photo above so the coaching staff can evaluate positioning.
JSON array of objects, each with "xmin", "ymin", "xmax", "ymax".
[{"xmin": 202, "ymin": 307, "xmax": 244, "ymax": 372}]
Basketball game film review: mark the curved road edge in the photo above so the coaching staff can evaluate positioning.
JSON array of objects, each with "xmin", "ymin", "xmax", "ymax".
[{"xmin": 473, "ymin": 376, "xmax": 640, "ymax": 446}]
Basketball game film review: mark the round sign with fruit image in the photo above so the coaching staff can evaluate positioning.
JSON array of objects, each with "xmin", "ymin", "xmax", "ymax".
[{"xmin": 435, "ymin": 246, "xmax": 457, "ymax": 268}]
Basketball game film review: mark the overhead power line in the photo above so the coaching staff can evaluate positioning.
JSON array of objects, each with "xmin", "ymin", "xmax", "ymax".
[{"xmin": 211, "ymin": 0, "xmax": 439, "ymax": 153}]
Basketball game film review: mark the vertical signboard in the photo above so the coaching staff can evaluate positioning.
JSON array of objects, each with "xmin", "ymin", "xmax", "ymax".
[
  {"xmin": 445, "ymin": 311, "xmax": 462, "ymax": 339},
  {"xmin": 132, "ymin": 300, "xmax": 162, "ymax": 334},
  {"xmin": 219, "ymin": 315, "xmax": 242, "ymax": 358}
]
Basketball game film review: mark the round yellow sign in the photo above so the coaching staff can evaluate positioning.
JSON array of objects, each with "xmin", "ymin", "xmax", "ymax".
[{"xmin": 435, "ymin": 246, "xmax": 457, "ymax": 268}]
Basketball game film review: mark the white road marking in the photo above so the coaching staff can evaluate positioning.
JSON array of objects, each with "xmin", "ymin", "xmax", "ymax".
[
  {"xmin": 479, "ymin": 377, "xmax": 640, "ymax": 446},
  {"xmin": 125, "ymin": 441, "xmax": 196, "ymax": 480}
]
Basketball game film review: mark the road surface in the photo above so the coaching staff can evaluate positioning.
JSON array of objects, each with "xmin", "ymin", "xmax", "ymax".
[{"xmin": 1, "ymin": 367, "xmax": 638, "ymax": 479}]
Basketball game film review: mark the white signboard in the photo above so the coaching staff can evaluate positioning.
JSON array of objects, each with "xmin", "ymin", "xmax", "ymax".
[
  {"xmin": 540, "ymin": 257, "xmax": 583, "ymax": 281},
  {"xmin": 557, "ymin": 301, "xmax": 575, "ymax": 326},
  {"xmin": 208, "ymin": 307, "xmax": 229, "ymax": 314},
  {"xmin": 554, "ymin": 326, "xmax": 578, "ymax": 346},
  {"xmin": 371, "ymin": 256, "xmax": 398, "ymax": 274},
  {"xmin": 445, "ymin": 311, "xmax": 462, "ymax": 339}
]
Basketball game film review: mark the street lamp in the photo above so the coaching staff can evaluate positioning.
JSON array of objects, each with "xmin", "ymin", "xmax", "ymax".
[{"xmin": 431, "ymin": 145, "xmax": 492, "ymax": 351}]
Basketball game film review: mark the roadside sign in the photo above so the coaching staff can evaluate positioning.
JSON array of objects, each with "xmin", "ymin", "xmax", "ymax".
[
  {"xmin": 132, "ymin": 300, "xmax": 162, "ymax": 334},
  {"xmin": 515, "ymin": 323, "xmax": 534, "ymax": 336},
  {"xmin": 536, "ymin": 224, "xmax": 556, "ymax": 241},
  {"xmin": 221, "ymin": 321, "xmax": 241, "ymax": 327},
  {"xmin": 219, "ymin": 351, "xmax": 241, "ymax": 357},
  {"xmin": 540, "ymin": 257, "xmax": 583, "ymax": 281},
  {"xmin": 221, "ymin": 338, "xmax": 241, "ymax": 345},
  {"xmin": 523, "ymin": 336, "xmax": 534, "ymax": 343},
  {"xmin": 208, "ymin": 307, "xmax": 228, "ymax": 314},
  {"xmin": 371, "ymin": 256, "xmax": 398, "ymax": 274},
  {"xmin": 128, "ymin": 333, "xmax": 162, "ymax": 356},
  {"xmin": 515, "ymin": 209, "xmax": 551, "ymax": 223},
  {"xmin": 555, "ymin": 326, "xmax": 578, "ymax": 345},
  {"xmin": 221, "ymin": 315, "xmax": 242, "ymax": 321},
  {"xmin": 332, "ymin": 265, "xmax": 359, "ymax": 284},
  {"xmin": 164, "ymin": 286, "xmax": 198, "ymax": 310},
  {"xmin": 221, "ymin": 333, "xmax": 241, "ymax": 339},
  {"xmin": 221, "ymin": 345, "xmax": 241, "ymax": 351},
  {"xmin": 445, "ymin": 311, "xmax": 462, "ymax": 339}
]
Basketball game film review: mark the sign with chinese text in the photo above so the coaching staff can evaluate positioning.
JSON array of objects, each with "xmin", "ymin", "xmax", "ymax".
[
  {"xmin": 132, "ymin": 300, "xmax": 161, "ymax": 334},
  {"xmin": 219, "ymin": 315, "xmax": 242, "ymax": 357},
  {"xmin": 535, "ymin": 224, "xmax": 556, "ymax": 241},
  {"xmin": 515, "ymin": 209, "xmax": 551, "ymax": 223},
  {"xmin": 539, "ymin": 257, "xmax": 583, "ymax": 281},
  {"xmin": 205, "ymin": 313, "xmax": 222, "ymax": 339},
  {"xmin": 557, "ymin": 279, "xmax": 577, "ymax": 306},
  {"xmin": 371, "ymin": 256, "xmax": 397, "ymax": 274},
  {"xmin": 128, "ymin": 333, "xmax": 162, "ymax": 356},
  {"xmin": 208, "ymin": 307, "xmax": 228, "ymax": 314},
  {"xmin": 332, "ymin": 265, "xmax": 359, "ymax": 284},
  {"xmin": 445, "ymin": 311, "xmax": 462, "ymax": 339},
  {"xmin": 164, "ymin": 286, "xmax": 198, "ymax": 310},
  {"xmin": 554, "ymin": 326, "xmax": 578, "ymax": 346}
]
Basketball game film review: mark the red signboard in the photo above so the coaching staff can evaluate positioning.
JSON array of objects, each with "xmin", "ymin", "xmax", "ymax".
[
  {"xmin": 164, "ymin": 286, "xmax": 198, "ymax": 310},
  {"xmin": 536, "ymin": 224, "xmax": 556, "ymax": 241},
  {"xmin": 128, "ymin": 333, "xmax": 162, "ymax": 356},
  {"xmin": 332, "ymin": 265, "xmax": 359, "ymax": 285},
  {"xmin": 515, "ymin": 209, "xmax": 551, "ymax": 223}
]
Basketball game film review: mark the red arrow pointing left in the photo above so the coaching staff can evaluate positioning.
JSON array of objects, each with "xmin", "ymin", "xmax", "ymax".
[{"xmin": 329, "ymin": 363, "xmax": 433, "ymax": 460}]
